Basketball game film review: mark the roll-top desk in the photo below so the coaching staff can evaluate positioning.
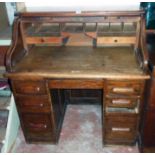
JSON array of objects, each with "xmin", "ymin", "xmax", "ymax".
[{"xmin": 5, "ymin": 11, "xmax": 150, "ymax": 146}]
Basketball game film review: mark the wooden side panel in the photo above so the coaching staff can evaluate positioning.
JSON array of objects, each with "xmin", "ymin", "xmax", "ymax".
[
  {"xmin": 142, "ymin": 110, "xmax": 155, "ymax": 147},
  {"xmin": 140, "ymin": 76, "xmax": 155, "ymax": 152},
  {"xmin": 0, "ymin": 46, "xmax": 8, "ymax": 66}
]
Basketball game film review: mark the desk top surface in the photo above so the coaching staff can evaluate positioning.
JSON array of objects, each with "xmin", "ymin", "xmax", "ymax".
[{"xmin": 11, "ymin": 46, "xmax": 149, "ymax": 79}]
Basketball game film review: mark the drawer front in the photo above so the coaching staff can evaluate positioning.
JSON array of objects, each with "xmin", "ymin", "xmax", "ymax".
[
  {"xmin": 26, "ymin": 131, "xmax": 55, "ymax": 142},
  {"xmin": 104, "ymin": 114, "xmax": 138, "ymax": 143},
  {"xmin": 21, "ymin": 113, "xmax": 56, "ymax": 143},
  {"xmin": 106, "ymin": 80, "xmax": 144, "ymax": 96},
  {"xmin": 13, "ymin": 81, "xmax": 47, "ymax": 95},
  {"xmin": 21, "ymin": 114, "xmax": 55, "ymax": 142},
  {"xmin": 15, "ymin": 95, "xmax": 51, "ymax": 113},
  {"xmin": 22, "ymin": 114, "xmax": 53, "ymax": 133},
  {"xmin": 105, "ymin": 97, "xmax": 139, "ymax": 108},
  {"xmin": 105, "ymin": 127, "xmax": 137, "ymax": 143},
  {"xmin": 105, "ymin": 113, "xmax": 138, "ymax": 124}
]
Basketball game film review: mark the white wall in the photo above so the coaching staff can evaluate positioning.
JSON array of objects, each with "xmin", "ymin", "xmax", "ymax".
[
  {"xmin": 25, "ymin": 1, "xmax": 140, "ymax": 12},
  {"xmin": 5, "ymin": 2, "xmax": 16, "ymax": 25}
]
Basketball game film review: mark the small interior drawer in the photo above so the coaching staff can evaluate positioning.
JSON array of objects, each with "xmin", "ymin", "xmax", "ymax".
[
  {"xmin": 13, "ymin": 80, "xmax": 47, "ymax": 95},
  {"xmin": 105, "ymin": 97, "xmax": 139, "ymax": 108},
  {"xmin": 15, "ymin": 95, "xmax": 51, "ymax": 113},
  {"xmin": 97, "ymin": 36, "xmax": 136, "ymax": 45},
  {"xmin": 106, "ymin": 80, "xmax": 144, "ymax": 96}
]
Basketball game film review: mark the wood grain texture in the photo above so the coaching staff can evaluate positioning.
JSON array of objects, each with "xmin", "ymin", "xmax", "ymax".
[
  {"xmin": 17, "ymin": 11, "xmax": 144, "ymax": 17},
  {"xmin": 48, "ymin": 79, "xmax": 103, "ymax": 89},
  {"xmin": 97, "ymin": 36, "xmax": 136, "ymax": 45},
  {"xmin": 0, "ymin": 46, "xmax": 8, "ymax": 66},
  {"xmin": 6, "ymin": 46, "xmax": 149, "ymax": 80},
  {"xmin": 104, "ymin": 113, "xmax": 138, "ymax": 145},
  {"xmin": 5, "ymin": 11, "xmax": 150, "ymax": 146}
]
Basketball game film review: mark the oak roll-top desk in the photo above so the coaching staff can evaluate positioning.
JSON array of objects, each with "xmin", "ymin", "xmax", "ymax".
[{"xmin": 5, "ymin": 11, "xmax": 150, "ymax": 145}]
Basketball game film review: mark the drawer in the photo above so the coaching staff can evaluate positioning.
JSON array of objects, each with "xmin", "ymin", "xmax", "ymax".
[
  {"xmin": 105, "ymin": 113, "xmax": 138, "ymax": 124},
  {"xmin": 22, "ymin": 114, "xmax": 54, "ymax": 133},
  {"xmin": 105, "ymin": 97, "xmax": 139, "ymax": 108},
  {"xmin": 104, "ymin": 114, "xmax": 138, "ymax": 143},
  {"xmin": 106, "ymin": 80, "xmax": 144, "ymax": 96},
  {"xmin": 104, "ymin": 128, "xmax": 137, "ymax": 144},
  {"xmin": 97, "ymin": 36, "xmax": 136, "ymax": 45},
  {"xmin": 21, "ymin": 113, "xmax": 55, "ymax": 142},
  {"xmin": 13, "ymin": 81, "xmax": 47, "ymax": 95},
  {"xmin": 25, "ymin": 131, "xmax": 55, "ymax": 143},
  {"xmin": 15, "ymin": 95, "xmax": 51, "ymax": 113}
]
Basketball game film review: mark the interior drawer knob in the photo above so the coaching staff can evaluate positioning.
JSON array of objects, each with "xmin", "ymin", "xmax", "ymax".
[
  {"xmin": 114, "ymin": 39, "xmax": 118, "ymax": 43},
  {"xmin": 41, "ymin": 38, "xmax": 45, "ymax": 42}
]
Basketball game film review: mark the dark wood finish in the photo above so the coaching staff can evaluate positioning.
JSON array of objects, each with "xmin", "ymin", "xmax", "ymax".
[
  {"xmin": 13, "ymin": 80, "xmax": 47, "ymax": 95},
  {"xmin": 139, "ymin": 30, "xmax": 155, "ymax": 152},
  {"xmin": 5, "ymin": 11, "xmax": 150, "ymax": 145},
  {"xmin": 5, "ymin": 46, "xmax": 149, "ymax": 80},
  {"xmin": 139, "ymin": 33, "xmax": 155, "ymax": 152},
  {"xmin": 48, "ymin": 79, "xmax": 103, "ymax": 89},
  {"xmin": 21, "ymin": 113, "xmax": 55, "ymax": 143},
  {"xmin": 12, "ymin": 79, "xmax": 66, "ymax": 143},
  {"xmin": 104, "ymin": 113, "xmax": 138, "ymax": 145},
  {"xmin": 6, "ymin": 11, "xmax": 149, "ymax": 73},
  {"xmin": 17, "ymin": 11, "xmax": 145, "ymax": 17},
  {"xmin": 103, "ymin": 79, "xmax": 144, "ymax": 145},
  {"xmin": 0, "ymin": 46, "xmax": 8, "ymax": 66},
  {"xmin": 68, "ymin": 89, "xmax": 102, "ymax": 104},
  {"xmin": 105, "ymin": 97, "xmax": 139, "ymax": 108},
  {"xmin": 106, "ymin": 80, "xmax": 144, "ymax": 96},
  {"xmin": 15, "ymin": 95, "xmax": 51, "ymax": 113}
]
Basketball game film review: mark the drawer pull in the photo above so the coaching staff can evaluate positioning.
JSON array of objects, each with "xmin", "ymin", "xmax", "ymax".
[
  {"xmin": 112, "ymin": 87, "xmax": 134, "ymax": 93},
  {"xmin": 36, "ymin": 87, "xmax": 40, "ymax": 92},
  {"xmin": 29, "ymin": 123, "xmax": 47, "ymax": 129},
  {"xmin": 112, "ymin": 127, "xmax": 130, "ymax": 132},
  {"xmin": 40, "ymin": 103, "xmax": 44, "ymax": 107},
  {"xmin": 112, "ymin": 99, "xmax": 131, "ymax": 105},
  {"xmin": 44, "ymin": 125, "xmax": 47, "ymax": 128}
]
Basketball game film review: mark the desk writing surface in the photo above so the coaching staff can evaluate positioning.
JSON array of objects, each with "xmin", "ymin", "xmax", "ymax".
[{"xmin": 12, "ymin": 46, "xmax": 148, "ymax": 79}]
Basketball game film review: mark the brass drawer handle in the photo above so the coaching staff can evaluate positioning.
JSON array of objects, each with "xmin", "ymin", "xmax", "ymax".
[
  {"xmin": 112, "ymin": 127, "xmax": 130, "ymax": 132},
  {"xmin": 112, "ymin": 87, "xmax": 134, "ymax": 93},
  {"xmin": 112, "ymin": 99, "xmax": 131, "ymax": 105}
]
